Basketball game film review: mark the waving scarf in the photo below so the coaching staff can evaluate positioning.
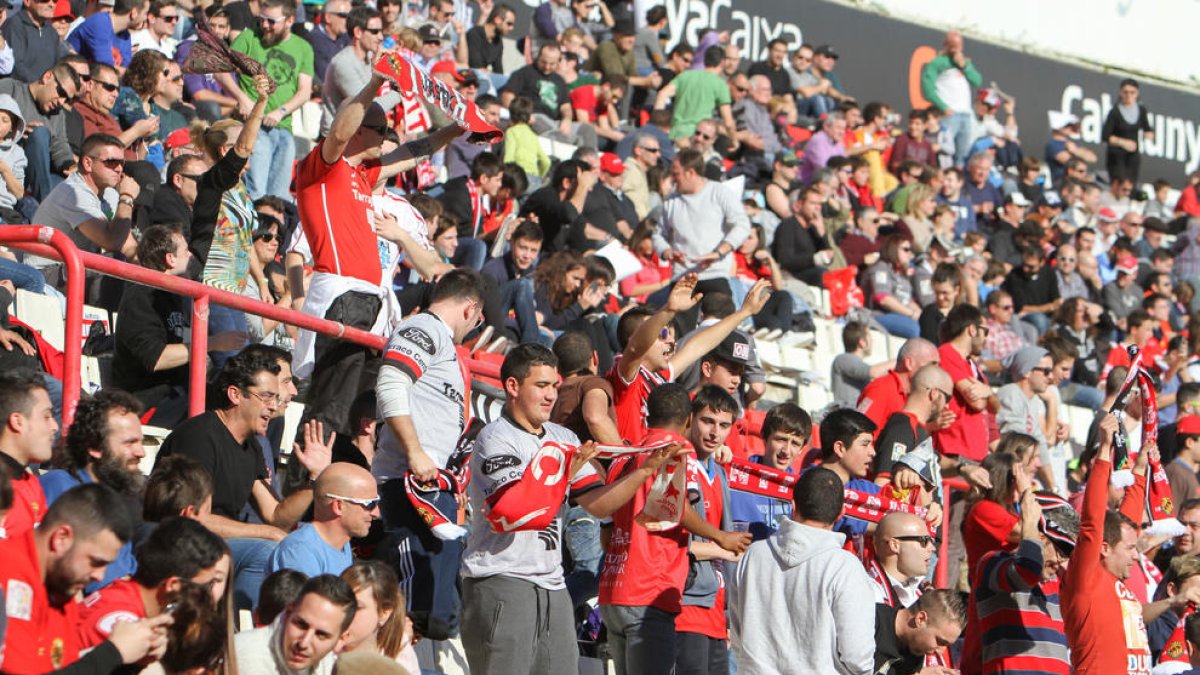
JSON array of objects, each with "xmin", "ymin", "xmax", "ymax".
[
  {"xmin": 373, "ymin": 53, "xmax": 502, "ymax": 144},
  {"xmin": 181, "ymin": 11, "xmax": 277, "ymax": 95}
]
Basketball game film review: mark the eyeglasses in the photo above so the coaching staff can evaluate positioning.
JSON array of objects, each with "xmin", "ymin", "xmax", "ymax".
[
  {"xmin": 893, "ymin": 535, "xmax": 935, "ymax": 547},
  {"xmin": 259, "ymin": 15, "xmax": 286, "ymax": 25},
  {"xmin": 246, "ymin": 389, "xmax": 281, "ymax": 405},
  {"xmin": 324, "ymin": 493, "xmax": 381, "ymax": 510},
  {"xmin": 96, "ymin": 80, "xmax": 119, "ymax": 92},
  {"xmin": 158, "ymin": 14, "xmax": 179, "ymax": 22},
  {"xmin": 91, "ymin": 156, "xmax": 124, "ymax": 170}
]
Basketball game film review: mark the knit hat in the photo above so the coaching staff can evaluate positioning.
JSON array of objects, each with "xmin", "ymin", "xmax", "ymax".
[
  {"xmin": 1035, "ymin": 491, "xmax": 1078, "ymax": 556},
  {"xmin": 1004, "ymin": 346, "xmax": 1048, "ymax": 381}
]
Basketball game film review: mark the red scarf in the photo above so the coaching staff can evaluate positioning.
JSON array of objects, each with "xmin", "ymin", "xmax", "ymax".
[
  {"xmin": 373, "ymin": 53, "xmax": 502, "ymax": 144},
  {"xmin": 1110, "ymin": 346, "xmax": 1179, "ymax": 535},
  {"xmin": 1159, "ymin": 602, "xmax": 1196, "ymax": 667}
]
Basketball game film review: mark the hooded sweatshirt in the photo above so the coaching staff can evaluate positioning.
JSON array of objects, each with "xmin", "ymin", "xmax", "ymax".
[
  {"xmin": 0, "ymin": 79, "xmax": 74, "ymax": 174},
  {"xmin": 728, "ymin": 517, "xmax": 876, "ymax": 675},
  {"xmin": 0, "ymin": 93, "xmax": 27, "ymax": 210}
]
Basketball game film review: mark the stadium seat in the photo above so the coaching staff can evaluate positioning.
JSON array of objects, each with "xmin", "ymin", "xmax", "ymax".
[
  {"xmin": 538, "ymin": 136, "xmax": 579, "ymax": 163},
  {"xmin": 280, "ymin": 401, "xmax": 306, "ymax": 457},
  {"xmin": 138, "ymin": 424, "xmax": 171, "ymax": 475},
  {"xmin": 866, "ymin": 328, "xmax": 889, "ymax": 364},
  {"xmin": 13, "ymin": 289, "xmax": 64, "ymax": 351},
  {"xmin": 1066, "ymin": 405, "xmax": 1094, "ymax": 448}
]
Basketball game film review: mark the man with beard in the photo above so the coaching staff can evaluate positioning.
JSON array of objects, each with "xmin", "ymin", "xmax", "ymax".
[
  {"xmin": 0, "ymin": 484, "xmax": 135, "ymax": 673},
  {"xmin": 39, "ymin": 389, "xmax": 146, "ymax": 591},
  {"xmin": 219, "ymin": 0, "xmax": 313, "ymax": 200}
]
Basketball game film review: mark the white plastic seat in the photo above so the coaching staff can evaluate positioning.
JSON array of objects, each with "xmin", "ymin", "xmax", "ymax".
[{"xmin": 13, "ymin": 289, "xmax": 64, "ymax": 350}]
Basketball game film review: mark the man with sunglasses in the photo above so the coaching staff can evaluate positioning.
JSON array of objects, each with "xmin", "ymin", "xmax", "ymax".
[
  {"xmin": 0, "ymin": 62, "xmax": 79, "ymax": 201},
  {"xmin": 265, "ymin": 462, "xmax": 379, "ymax": 578},
  {"xmin": 77, "ymin": 62, "xmax": 159, "ymax": 156},
  {"xmin": 319, "ymin": 5, "xmax": 382, "ymax": 137},
  {"xmin": 304, "ymin": 0, "xmax": 350, "ymax": 89},
  {"xmin": 870, "ymin": 512, "xmax": 937, "ymax": 607},
  {"xmin": 151, "ymin": 153, "xmax": 205, "ymax": 228},
  {"xmin": 130, "ymin": 0, "xmax": 178, "ymax": 57}
]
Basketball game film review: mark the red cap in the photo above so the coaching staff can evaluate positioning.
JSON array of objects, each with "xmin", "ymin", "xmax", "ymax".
[
  {"xmin": 53, "ymin": 0, "xmax": 74, "ymax": 20},
  {"xmin": 1179, "ymin": 416, "xmax": 1200, "ymax": 436},
  {"xmin": 165, "ymin": 127, "xmax": 192, "ymax": 151},
  {"xmin": 1116, "ymin": 255, "xmax": 1139, "ymax": 275},
  {"xmin": 1097, "ymin": 207, "xmax": 1120, "ymax": 222},
  {"xmin": 599, "ymin": 152, "xmax": 625, "ymax": 174},
  {"xmin": 430, "ymin": 60, "xmax": 465, "ymax": 82}
]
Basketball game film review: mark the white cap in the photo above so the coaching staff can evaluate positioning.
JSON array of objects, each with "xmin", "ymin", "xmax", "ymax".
[{"xmin": 1048, "ymin": 110, "xmax": 1080, "ymax": 131}]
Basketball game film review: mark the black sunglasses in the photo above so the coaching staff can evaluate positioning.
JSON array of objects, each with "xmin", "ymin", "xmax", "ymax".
[
  {"xmin": 52, "ymin": 75, "xmax": 70, "ymax": 100},
  {"xmin": 365, "ymin": 27, "xmax": 383, "ymax": 34},
  {"xmin": 326, "ymin": 10, "xmax": 349, "ymax": 17},
  {"xmin": 254, "ymin": 232, "xmax": 278, "ymax": 243},
  {"xmin": 91, "ymin": 156, "xmax": 125, "ymax": 170},
  {"xmin": 95, "ymin": 80, "xmax": 119, "ymax": 93},
  {"xmin": 259, "ymin": 16, "xmax": 285, "ymax": 25},
  {"xmin": 363, "ymin": 122, "xmax": 389, "ymax": 135},
  {"xmin": 178, "ymin": 173, "xmax": 203, "ymax": 182},
  {"xmin": 894, "ymin": 535, "xmax": 935, "ymax": 547}
]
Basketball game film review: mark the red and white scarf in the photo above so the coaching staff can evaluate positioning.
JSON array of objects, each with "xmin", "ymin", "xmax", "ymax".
[{"xmin": 373, "ymin": 53, "xmax": 503, "ymax": 144}]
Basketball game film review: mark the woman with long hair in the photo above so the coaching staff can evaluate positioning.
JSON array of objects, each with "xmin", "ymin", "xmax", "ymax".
[
  {"xmin": 341, "ymin": 561, "xmax": 419, "ymax": 673},
  {"xmin": 865, "ymin": 233, "xmax": 921, "ymax": 338},
  {"xmin": 533, "ymin": 251, "xmax": 605, "ymax": 337},
  {"xmin": 142, "ymin": 582, "xmax": 229, "ymax": 675},
  {"xmin": 896, "ymin": 184, "xmax": 937, "ymax": 254},
  {"xmin": 188, "ymin": 73, "xmax": 273, "ymax": 367}
]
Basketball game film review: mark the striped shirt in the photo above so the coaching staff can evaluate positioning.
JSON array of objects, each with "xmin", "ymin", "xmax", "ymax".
[{"xmin": 971, "ymin": 539, "xmax": 1069, "ymax": 675}]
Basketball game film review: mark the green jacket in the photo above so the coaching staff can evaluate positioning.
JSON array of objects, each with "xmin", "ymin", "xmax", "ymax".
[{"xmin": 920, "ymin": 53, "xmax": 982, "ymax": 112}]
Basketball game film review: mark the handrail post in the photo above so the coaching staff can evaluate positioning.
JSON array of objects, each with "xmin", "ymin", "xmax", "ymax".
[
  {"xmin": 189, "ymin": 295, "xmax": 209, "ymax": 417},
  {"xmin": 936, "ymin": 486, "xmax": 951, "ymax": 588}
]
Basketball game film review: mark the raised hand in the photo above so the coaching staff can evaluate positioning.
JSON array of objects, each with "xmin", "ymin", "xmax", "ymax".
[
  {"xmin": 292, "ymin": 420, "xmax": 334, "ymax": 479},
  {"xmin": 666, "ymin": 273, "xmax": 702, "ymax": 313}
]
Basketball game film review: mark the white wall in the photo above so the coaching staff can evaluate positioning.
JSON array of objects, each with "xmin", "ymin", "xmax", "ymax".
[{"xmin": 863, "ymin": 0, "xmax": 1199, "ymax": 89}]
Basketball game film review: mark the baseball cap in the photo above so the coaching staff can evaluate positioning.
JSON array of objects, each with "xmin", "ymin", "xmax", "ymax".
[
  {"xmin": 1004, "ymin": 192, "xmax": 1031, "ymax": 208},
  {"xmin": 978, "ymin": 89, "xmax": 1002, "ymax": 108},
  {"xmin": 52, "ymin": 0, "xmax": 74, "ymax": 18},
  {"xmin": 1038, "ymin": 191, "xmax": 1063, "ymax": 208},
  {"xmin": 457, "ymin": 68, "xmax": 479, "ymax": 87},
  {"xmin": 164, "ymin": 127, "xmax": 192, "ymax": 151},
  {"xmin": 1115, "ymin": 255, "xmax": 1139, "ymax": 275},
  {"xmin": 777, "ymin": 150, "xmax": 800, "ymax": 167},
  {"xmin": 417, "ymin": 24, "xmax": 442, "ymax": 43},
  {"xmin": 1179, "ymin": 415, "xmax": 1200, "ymax": 436},
  {"xmin": 814, "ymin": 44, "xmax": 838, "ymax": 59},
  {"xmin": 430, "ymin": 60, "xmax": 465, "ymax": 82},
  {"xmin": 1048, "ymin": 111, "xmax": 1080, "ymax": 131},
  {"xmin": 710, "ymin": 330, "xmax": 753, "ymax": 366},
  {"xmin": 599, "ymin": 152, "xmax": 625, "ymax": 175},
  {"xmin": 1097, "ymin": 207, "xmax": 1121, "ymax": 223}
]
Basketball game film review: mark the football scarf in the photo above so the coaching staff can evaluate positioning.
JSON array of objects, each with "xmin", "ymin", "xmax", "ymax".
[
  {"xmin": 181, "ymin": 11, "xmax": 277, "ymax": 95},
  {"xmin": 372, "ymin": 53, "xmax": 502, "ymax": 144},
  {"xmin": 1156, "ymin": 602, "xmax": 1196, "ymax": 673}
]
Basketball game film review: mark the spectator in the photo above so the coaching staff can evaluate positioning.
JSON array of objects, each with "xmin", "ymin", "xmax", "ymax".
[
  {"xmin": 857, "ymin": 337, "xmax": 940, "ymax": 432},
  {"xmin": 729, "ymin": 466, "xmax": 875, "ymax": 674},
  {"xmin": 220, "ymin": 0, "xmax": 314, "ymax": 200},
  {"xmin": 78, "ymin": 62, "xmax": 158, "ymax": 163},
  {"xmin": 1103, "ymin": 79, "xmax": 1153, "ymax": 183},
  {"xmin": 148, "ymin": 153, "xmax": 202, "ymax": 229},
  {"xmin": 0, "ymin": 370, "xmax": 57, "ymax": 538},
  {"xmin": 889, "ymin": 109, "xmax": 936, "ymax": 174},
  {"xmin": 728, "ymin": 403, "xmax": 808, "ymax": 540},
  {"xmin": 872, "ymin": 364, "xmax": 954, "ymax": 482},
  {"xmin": 734, "ymin": 73, "xmax": 783, "ymax": 163},
  {"xmin": 1003, "ymin": 246, "xmax": 1062, "ymax": 335},
  {"xmin": 589, "ymin": 20, "xmax": 660, "ymax": 93},
  {"xmin": 918, "ymin": 263, "xmax": 960, "ymax": 344},
  {"xmin": 1045, "ymin": 112, "xmax": 1097, "ymax": 185},
  {"xmin": 655, "ymin": 45, "xmax": 734, "ymax": 142},
  {"xmin": 934, "ymin": 304, "xmax": 992, "ymax": 468},
  {"xmin": 235, "ymin": 574, "xmax": 356, "ymax": 675},
  {"xmin": 870, "ymin": 512, "xmax": 936, "ymax": 607},
  {"xmin": 866, "ymin": 234, "xmax": 921, "ymax": 338},
  {"xmin": 466, "ymin": 4, "xmax": 515, "ymax": 76},
  {"xmin": 503, "ymin": 96, "xmax": 551, "ymax": 183},
  {"xmin": 339, "ymin": 562, "xmax": 420, "ymax": 671},
  {"xmin": 1100, "ymin": 254, "xmax": 1143, "ymax": 331},
  {"xmin": 745, "ymin": 39, "xmax": 789, "ymax": 96},
  {"xmin": 1166, "ymin": 416, "xmax": 1200, "ymax": 506},
  {"xmin": 480, "ymin": 220, "xmax": 543, "ymax": 344},
  {"xmin": 621, "ymin": 132, "xmax": 659, "ymax": 220},
  {"xmin": 921, "ymin": 31, "xmax": 981, "ymax": 167},
  {"xmin": 831, "ymin": 320, "xmax": 894, "ymax": 409},
  {"xmin": 838, "ymin": 205, "xmax": 882, "ymax": 269},
  {"xmin": 996, "ymin": 345, "xmax": 1053, "ymax": 453},
  {"xmin": 0, "ymin": 62, "xmax": 79, "ymax": 202},
  {"xmin": 519, "ymin": 158, "xmax": 594, "ymax": 252},
  {"xmin": 566, "ymin": 0, "xmax": 612, "ymax": 50},
  {"xmin": 772, "ymin": 184, "xmax": 831, "ymax": 287},
  {"xmin": 142, "ymin": 454, "xmax": 214, "ymax": 524},
  {"xmin": 0, "ymin": 94, "xmax": 27, "ymax": 223},
  {"xmin": 305, "ymin": 0, "xmax": 350, "ymax": 88},
  {"xmin": 874, "ymin": 590, "xmax": 966, "ymax": 674},
  {"xmin": 502, "ymin": 44, "xmax": 597, "ymax": 149},
  {"xmin": 528, "ymin": 0, "xmax": 571, "ymax": 52},
  {"xmin": 319, "ymin": 6, "xmax": 382, "ymax": 138},
  {"xmin": 266, "ymin": 463, "xmax": 379, "ymax": 578},
  {"xmin": 175, "ymin": 7, "xmax": 238, "ymax": 122},
  {"xmin": 130, "ymin": 0, "xmax": 179, "ymax": 57},
  {"xmin": 67, "ymin": 0, "xmax": 148, "ymax": 70},
  {"xmin": 574, "ymin": 152, "xmax": 637, "ymax": 250},
  {"xmin": 2, "ymin": 0, "xmax": 71, "ymax": 84},
  {"xmin": 0, "ymin": 484, "xmax": 134, "ymax": 673},
  {"xmin": 550, "ymin": 330, "xmax": 620, "ymax": 444},
  {"xmin": 797, "ymin": 110, "xmax": 847, "ymax": 184},
  {"xmin": 790, "ymin": 43, "xmax": 839, "ymax": 119},
  {"xmin": 633, "ymin": 5, "xmax": 666, "ymax": 74},
  {"xmin": 76, "ymin": 516, "xmax": 230, "ymax": 649}
]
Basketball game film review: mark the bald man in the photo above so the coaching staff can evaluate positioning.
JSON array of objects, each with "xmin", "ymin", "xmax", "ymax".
[
  {"xmin": 872, "ymin": 364, "xmax": 953, "ymax": 481},
  {"xmin": 857, "ymin": 338, "xmax": 941, "ymax": 434},
  {"xmin": 265, "ymin": 462, "xmax": 380, "ymax": 577},
  {"xmin": 868, "ymin": 512, "xmax": 935, "ymax": 607}
]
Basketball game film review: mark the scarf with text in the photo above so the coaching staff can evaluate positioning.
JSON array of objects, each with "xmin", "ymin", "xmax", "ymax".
[{"xmin": 373, "ymin": 53, "xmax": 503, "ymax": 144}]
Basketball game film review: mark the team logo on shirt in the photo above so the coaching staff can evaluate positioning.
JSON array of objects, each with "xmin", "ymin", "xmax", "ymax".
[
  {"xmin": 97, "ymin": 610, "xmax": 141, "ymax": 636},
  {"xmin": 5, "ymin": 580, "xmax": 32, "ymax": 621},
  {"xmin": 402, "ymin": 328, "xmax": 436, "ymax": 355},
  {"xmin": 537, "ymin": 517, "xmax": 561, "ymax": 551},
  {"xmin": 482, "ymin": 455, "xmax": 522, "ymax": 475},
  {"xmin": 50, "ymin": 638, "xmax": 64, "ymax": 668}
]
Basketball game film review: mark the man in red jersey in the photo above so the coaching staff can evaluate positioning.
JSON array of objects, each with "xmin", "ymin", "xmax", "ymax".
[
  {"xmin": 293, "ymin": 69, "xmax": 464, "ymax": 444},
  {"xmin": 599, "ymin": 383, "xmax": 750, "ymax": 675},
  {"xmin": 0, "ymin": 370, "xmax": 58, "ymax": 539},
  {"xmin": 607, "ymin": 274, "xmax": 769, "ymax": 442},
  {"xmin": 77, "ymin": 517, "xmax": 230, "ymax": 650},
  {"xmin": 856, "ymin": 336, "xmax": 940, "ymax": 434},
  {"xmin": 0, "ymin": 485, "xmax": 134, "ymax": 673}
]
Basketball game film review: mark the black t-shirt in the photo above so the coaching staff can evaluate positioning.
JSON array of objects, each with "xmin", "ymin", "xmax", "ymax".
[
  {"xmin": 223, "ymin": 1, "xmax": 255, "ymax": 32},
  {"xmin": 519, "ymin": 185, "xmax": 578, "ymax": 251},
  {"xmin": 746, "ymin": 61, "xmax": 791, "ymax": 96},
  {"xmin": 155, "ymin": 411, "xmax": 268, "ymax": 520},
  {"xmin": 874, "ymin": 603, "xmax": 924, "ymax": 675},
  {"xmin": 873, "ymin": 411, "xmax": 928, "ymax": 478},
  {"xmin": 466, "ymin": 25, "xmax": 503, "ymax": 73},
  {"xmin": 113, "ymin": 283, "xmax": 188, "ymax": 397},
  {"xmin": 502, "ymin": 65, "xmax": 568, "ymax": 119},
  {"xmin": 1001, "ymin": 266, "xmax": 1060, "ymax": 312}
]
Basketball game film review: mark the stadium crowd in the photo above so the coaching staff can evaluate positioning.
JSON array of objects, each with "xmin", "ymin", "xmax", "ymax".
[{"xmin": 1, "ymin": 0, "xmax": 1200, "ymax": 673}]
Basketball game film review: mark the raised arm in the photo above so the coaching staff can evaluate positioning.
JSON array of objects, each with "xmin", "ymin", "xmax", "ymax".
[
  {"xmin": 671, "ymin": 279, "xmax": 770, "ymax": 374},
  {"xmin": 323, "ymin": 73, "xmax": 386, "ymax": 165},
  {"xmin": 377, "ymin": 123, "xmax": 466, "ymax": 180},
  {"xmin": 616, "ymin": 274, "xmax": 701, "ymax": 382}
]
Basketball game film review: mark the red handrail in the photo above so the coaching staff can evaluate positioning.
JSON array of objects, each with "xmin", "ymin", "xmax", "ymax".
[
  {"xmin": 935, "ymin": 476, "xmax": 971, "ymax": 588},
  {"xmin": 1, "ymin": 227, "xmax": 500, "ymax": 429}
]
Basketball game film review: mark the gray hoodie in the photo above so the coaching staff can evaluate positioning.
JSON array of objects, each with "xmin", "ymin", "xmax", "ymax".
[
  {"xmin": 728, "ymin": 517, "xmax": 877, "ymax": 675},
  {"xmin": 0, "ymin": 79, "xmax": 74, "ymax": 176},
  {"xmin": 0, "ymin": 93, "xmax": 26, "ymax": 210}
]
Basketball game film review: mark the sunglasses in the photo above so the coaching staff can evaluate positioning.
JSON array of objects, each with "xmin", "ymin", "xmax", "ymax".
[
  {"xmin": 1058, "ymin": 256, "xmax": 1076, "ymax": 263},
  {"xmin": 259, "ymin": 15, "xmax": 285, "ymax": 25},
  {"xmin": 52, "ymin": 75, "xmax": 71, "ymax": 100},
  {"xmin": 178, "ymin": 173, "xmax": 203, "ymax": 182},
  {"xmin": 96, "ymin": 80, "xmax": 119, "ymax": 93},
  {"xmin": 1031, "ymin": 366, "xmax": 1054, "ymax": 375},
  {"xmin": 694, "ymin": 132, "xmax": 713, "ymax": 141},
  {"xmin": 894, "ymin": 535, "xmax": 935, "ymax": 547},
  {"xmin": 363, "ymin": 122, "xmax": 389, "ymax": 135},
  {"xmin": 642, "ymin": 146, "xmax": 661, "ymax": 154},
  {"xmin": 365, "ymin": 27, "xmax": 383, "ymax": 34},
  {"xmin": 976, "ymin": 324, "xmax": 990, "ymax": 336},
  {"xmin": 158, "ymin": 14, "xmax": 179, "ymax": 22},
  {"xmin": 733, "ymin": 85, "xmax": 748, "ymax": 94},
  {"xmin": 997, "ymin": 304, "xmax": 1014, "ymax": 310},
  {"xmin": 91, "ymin": 156, "xmax": 124, "ymax": 170},
  {"xmin": 324, "ymin": 493, "xmax": 381, "ymax": 510},
  {"xmin": 326, "ymin": 10, "xmax": 349, "ymax": 17},
  {"xmin": 254, "ymin": 232, "xmax": 277, "ymax": 243}
]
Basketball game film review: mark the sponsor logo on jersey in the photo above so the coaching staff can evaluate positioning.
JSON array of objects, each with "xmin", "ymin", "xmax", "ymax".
[
  {"xmin": 5, "ymin": 580, "xmax": 33, "ymax": 621},
  {"xmin": 482, "ymin": 455, "xmax": 522, "ymax": 475},
  {"xmin": 402, "ymin": 327, "xmax": 436, "ymax": 355}
]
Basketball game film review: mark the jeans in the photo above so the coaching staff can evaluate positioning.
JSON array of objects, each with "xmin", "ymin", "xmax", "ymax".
[
  {"xmin": 0, "ymin": 256, "xmax": 48, "ymax": 293},
  {"xmin": 1061, "ymin": 381, "xmax": 1104, "ymax": 409},
  {"xmin": 942, "ymin": 112, "xmax": 974, "ymax": 167},
  {"xmin": 600, "ymin": 604, "xmax": 678, "ymax": 675},
  {"xmin": 564, "ymin": 505, "xmax": 602, "ymax": 608},
  {"xmin": 194, "ymin": 100, "xmax": 224, "ymax": 123},
  {"xmin": 797, "ymin": 94, "xmax": 835, "ymax": 119},
  {"xmin": 875, "ymin": 312, "xmax": 921, "ymax": 338},
  {"xmin": 227, "ymin": 537, "xmax": 277, "ymax": 614},
  {"xmin": 498, "ymin": 277, "xmax": 541, "ymax": 345},
  {"xmin": 208, "ymin": 303, "xmax": 249, "ymax": 370},
  {"xmin": 22, "ymin": 125, "xmax": 63, "ymax": 202},
  {"xmin": 1020, "ymin": 312, "xmax": 1052, "ymax": 336},
  {"xmin": 453, "ymin": 237, "xmax": 487, "ymax": 271},
  {"xmin": 244, "ymin": 125, "xmax": 296, "ymax": 200}
]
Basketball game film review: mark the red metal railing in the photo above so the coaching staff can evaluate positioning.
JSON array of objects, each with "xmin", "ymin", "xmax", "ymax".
[
  {"xmin": 935, "ymin": 476, "xmax": 971, "ymax": 588},
  {"xmin": 1, "ymin": 226, "xmax": 500, "ymax": 431}
]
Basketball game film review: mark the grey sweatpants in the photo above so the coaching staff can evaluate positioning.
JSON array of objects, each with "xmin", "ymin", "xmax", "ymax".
[
  {"xmin": 461, "ymin": 575, "xmax": 578, "ymax": 675},
  {"xmin": 601, "ymin": 604, "xmax": 679, "ymax": 675}
]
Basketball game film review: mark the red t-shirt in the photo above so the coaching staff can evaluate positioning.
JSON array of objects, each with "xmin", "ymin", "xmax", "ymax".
[
  {"xmin": 963, "ymin": 499, "xmax": 1018, "ymax": 577},
  {"xmin": 567, "ymin": 85, "xmax": 605, "ymax": 123},
  {"xmin": 1, "ymin": 467, "xmax": 47, "ymax": 539},
  {"xmin": 77, "ymin": 579, "xmax": 148, "ymax": 650},
  {"xmin": 933, "ymin": 343, "xmax": 989, "ymax": 461},
  {"xmin": 0, "ymin": 529, "xmax": 81, "ymax": 674},
  {"xmin": 857, "ymin": 370, "xmax": 909, "ymax": 435},
  {"xmin": 294, "ymin": 141, "xmax": 384, "ymax": 284},
  {"xmin": 607, "ymin": 356, "xmax": 673, "ymax": 443},
  {"xmin": 599, "ymin": 429, "xmax": 693, "ymax": 614},
  {"xmin": 1062, "ymin": 460, "xmax": 1152, "ymax": 674},
  {"xmin": 676, "ymin": 458, "xmax": 727, "ymax": 639}
]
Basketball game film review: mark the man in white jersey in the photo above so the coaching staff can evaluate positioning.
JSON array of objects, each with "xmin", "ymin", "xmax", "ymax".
[
  {"xmin": 374, "ymin": 269, "xmax": 486, "ymax": 642},
  {"xmin": 461, "ymin": 343, "xmax": 685, "ymax": 674}
]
